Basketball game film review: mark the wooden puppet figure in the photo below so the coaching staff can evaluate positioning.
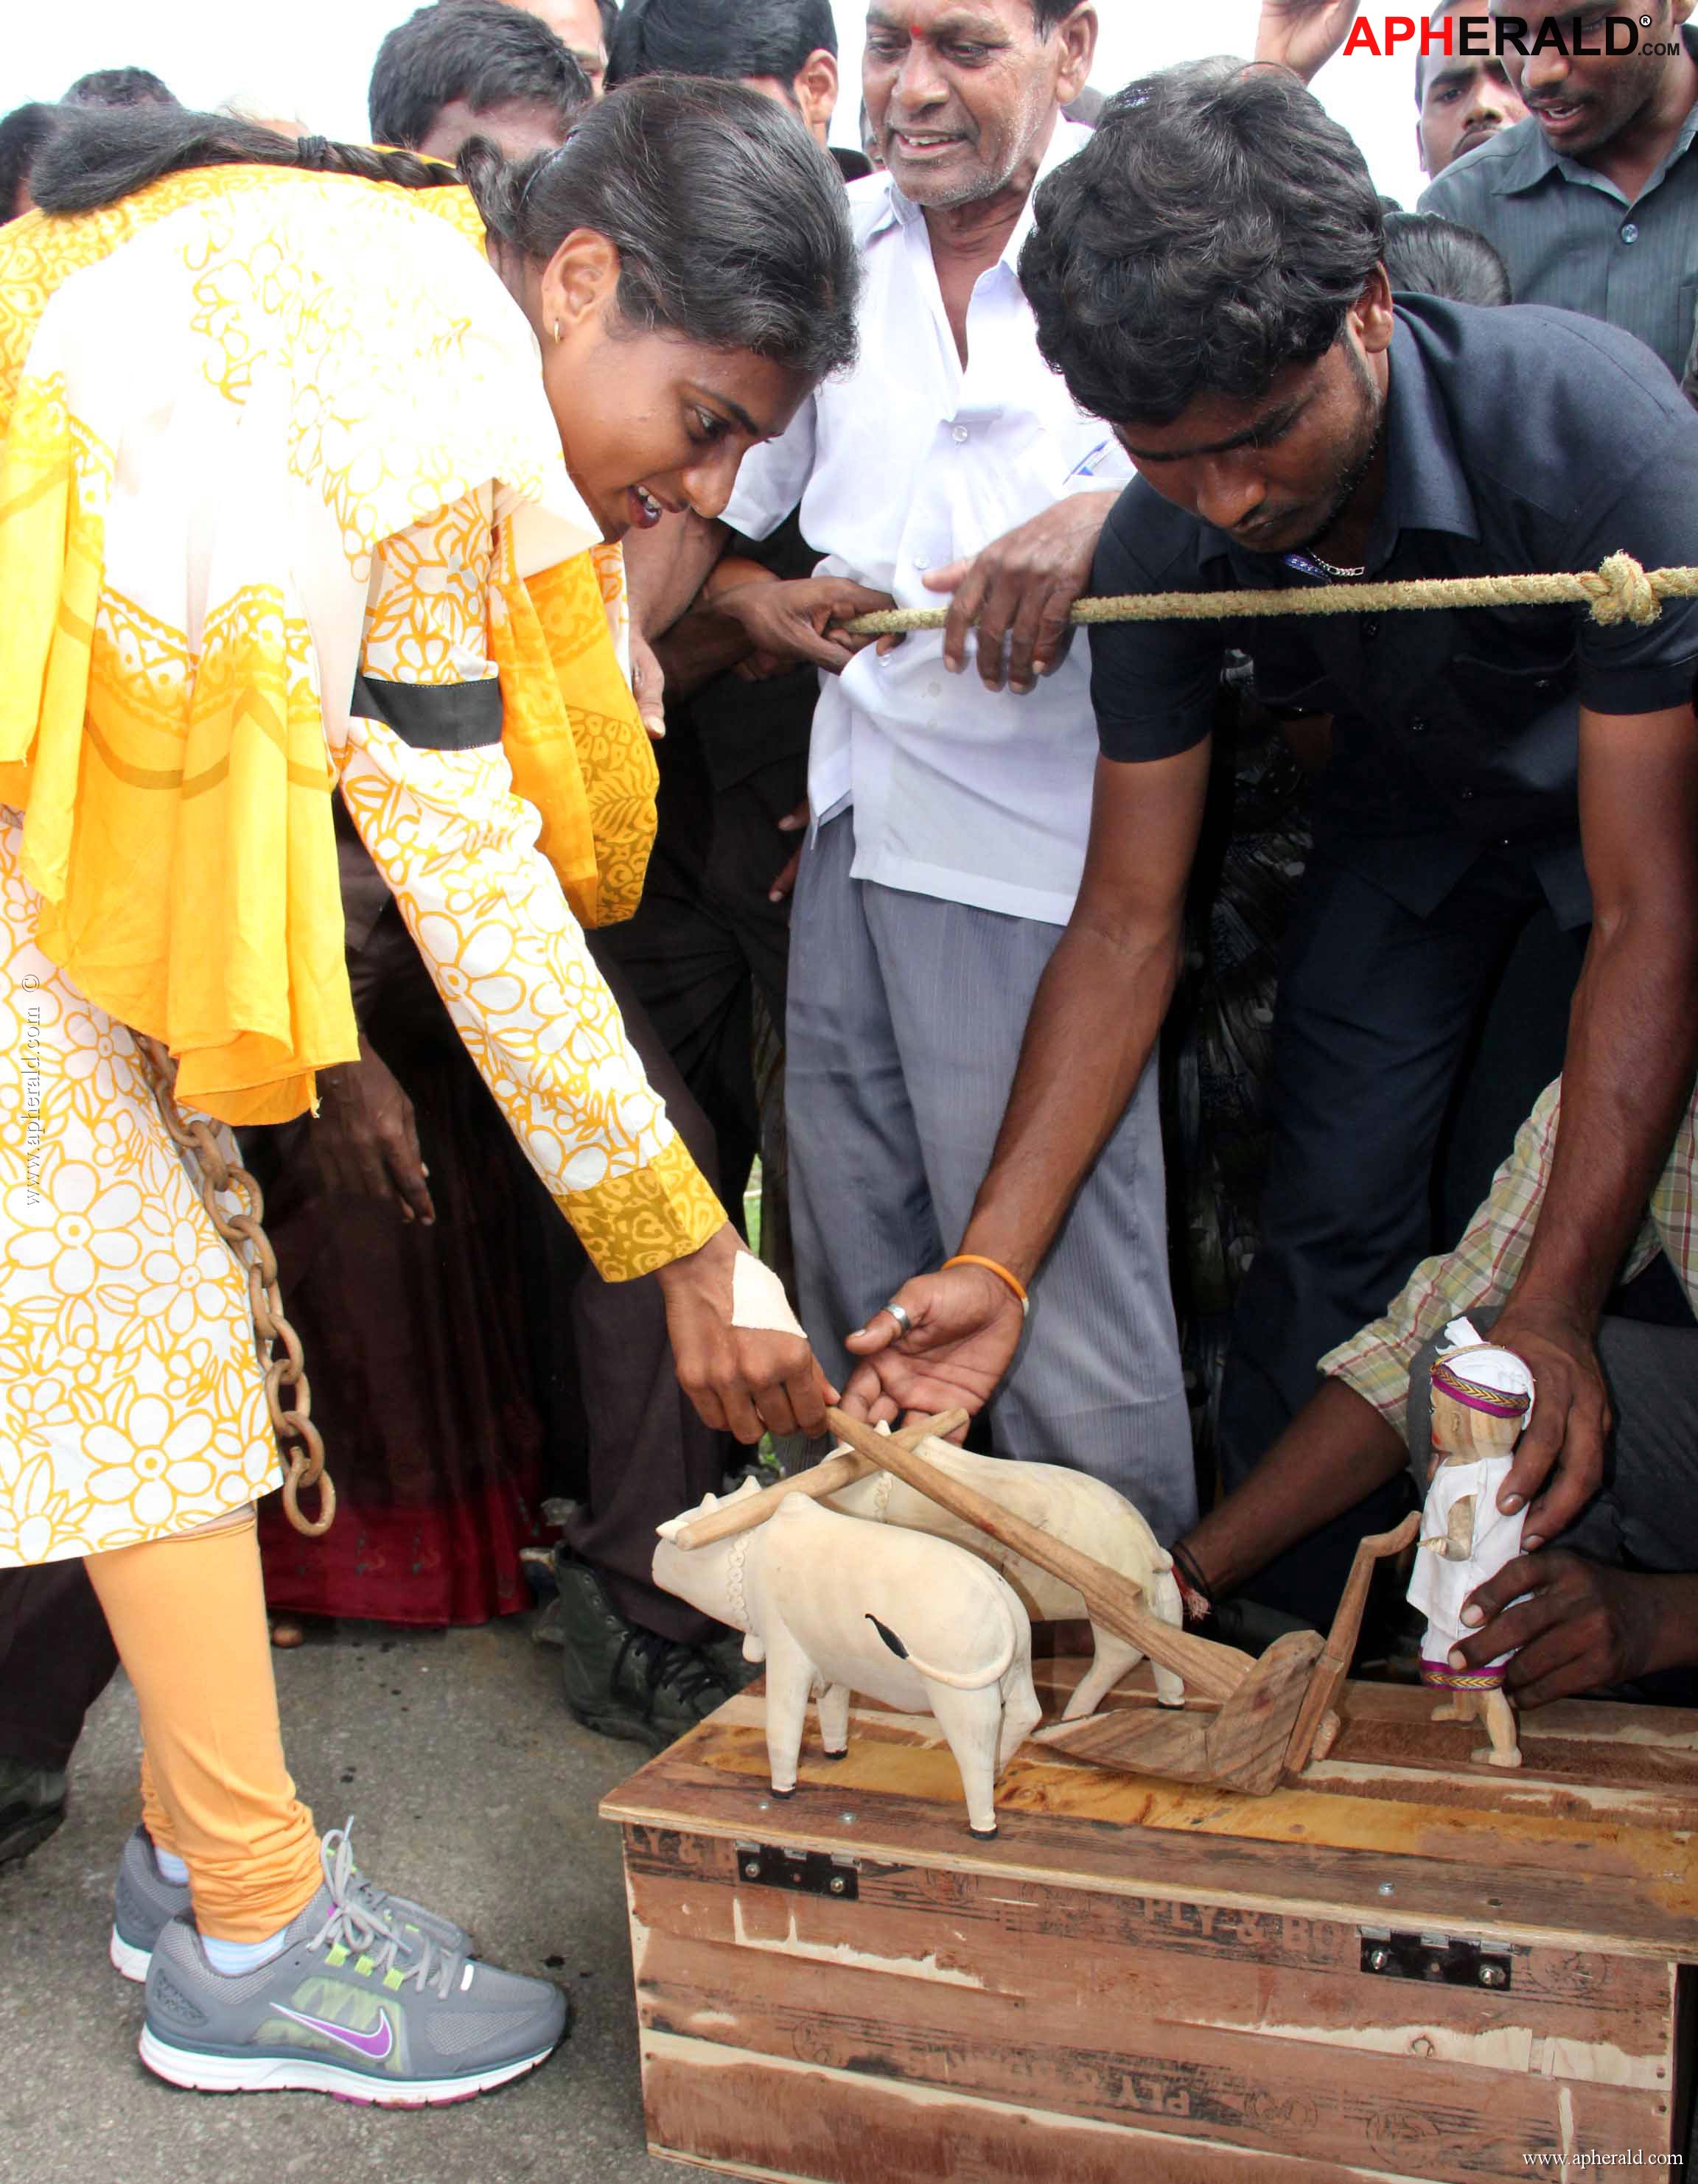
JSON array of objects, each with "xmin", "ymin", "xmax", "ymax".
[{"xmin": 1408, "ymin": 1326, "xmax": 1536, "ymax": 1768}]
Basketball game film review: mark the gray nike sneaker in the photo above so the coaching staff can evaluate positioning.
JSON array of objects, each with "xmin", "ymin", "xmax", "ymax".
[
  {"xmin": 140, "ymin": 1827, "xmax": 567, "ymax": 2104},
  {"xmin": 111, "ymin": 1827, "xmax": 192, "ymax": 1981},
  {"xmin": 111, "ymin": 1822, "xmax": 473, "ymax": 1984}
]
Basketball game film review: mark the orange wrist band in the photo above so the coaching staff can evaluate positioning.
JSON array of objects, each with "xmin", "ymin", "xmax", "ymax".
[{"xmin": 943, "ymin": 1253, "xmax": 1030, "ymax": 1318}]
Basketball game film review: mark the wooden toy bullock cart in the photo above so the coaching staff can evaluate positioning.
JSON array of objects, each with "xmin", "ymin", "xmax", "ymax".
[{"xmin": 604, "ymin": 1413, "xmax": 1697, "ymax": 2180}]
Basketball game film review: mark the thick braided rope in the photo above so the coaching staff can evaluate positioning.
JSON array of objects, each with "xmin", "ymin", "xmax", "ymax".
[{"xmin": 844, "ymin": 550, "xmax": 1695, "ymax": 637}]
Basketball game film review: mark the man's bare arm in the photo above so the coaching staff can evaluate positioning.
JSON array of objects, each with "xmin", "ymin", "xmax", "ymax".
[
  {"xmin": 1179, "ymin": 1379, "xmax": 1408, "ymax": 1599},
  {"xmin": 1493, "ymin": 703, "xmax": 1698, "ymax": 1544},
  {"xmin": 623, "ymin": 511, "xmax": 730, "ymax": 643},
  {"xmin": 840, "ymin": 747, "xmax": 1212, "ymax": 1421},
  {"xmin": 1254, "ymin": 0, "xmax": 1363, "ymax": 80}
]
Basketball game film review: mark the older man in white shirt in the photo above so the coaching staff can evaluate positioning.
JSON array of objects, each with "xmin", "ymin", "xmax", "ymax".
[{"xmin": 636, "ymin": 0, "xmax": 1195, "ymax": 1537}]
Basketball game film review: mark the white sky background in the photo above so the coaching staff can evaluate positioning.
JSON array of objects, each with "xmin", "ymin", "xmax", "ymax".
[{"xmin": 5, "ymin": 2, "xmax": 1430, "ymax": 211}]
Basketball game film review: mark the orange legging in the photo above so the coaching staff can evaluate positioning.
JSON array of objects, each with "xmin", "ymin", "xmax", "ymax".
[{"xmin": 84, "ymin": 1511, "xmax": 323, "ymax": 1942}]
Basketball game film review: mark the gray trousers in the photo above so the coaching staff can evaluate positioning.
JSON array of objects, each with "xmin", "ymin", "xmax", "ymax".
[
  {"xmin": 1408, "ymin": 1310, "xmax": 1698, "ymax": 1572},
  {"xmin": 786, "ymin": 811, "xmax": 1196, "ymax": 1542}
]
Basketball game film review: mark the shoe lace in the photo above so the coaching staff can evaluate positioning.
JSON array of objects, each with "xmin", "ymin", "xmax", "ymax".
[
  {"xmin": 346, "ymin": 1866, "xmax": 439, "ymax": 1935},
  {"xmin": 613, "ymin": 1628, "xmax": 730, "ymax": 1716},
  {"xmin": 307, "ymin": 1823, "xmax": 462, "ymax": 2001}
]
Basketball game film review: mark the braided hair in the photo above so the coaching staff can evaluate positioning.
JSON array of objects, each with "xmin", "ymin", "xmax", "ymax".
[
  {"xmin": 30, "ymin": 80, "xmax": 858, "ymax": 381},
  {"xmin": 31, "ymin": 105, "xmax": 461, "ymax": 206}
]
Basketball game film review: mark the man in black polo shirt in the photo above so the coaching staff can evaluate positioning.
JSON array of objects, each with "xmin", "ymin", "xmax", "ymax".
[{"xmin": 839, "ymin": 60, "xmax": 1698, "ymax": 1625}]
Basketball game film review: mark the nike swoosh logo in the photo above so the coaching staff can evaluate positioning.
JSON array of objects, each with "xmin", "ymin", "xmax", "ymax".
[{"xmin": 273, "ymin": 2002, "xmax": 394, "ymax": 2061}]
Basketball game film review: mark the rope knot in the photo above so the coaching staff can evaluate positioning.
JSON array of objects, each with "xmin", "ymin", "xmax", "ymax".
[{"xmin": 1582, "ymin": 552, "xmax": 1660, "ymax": 627}]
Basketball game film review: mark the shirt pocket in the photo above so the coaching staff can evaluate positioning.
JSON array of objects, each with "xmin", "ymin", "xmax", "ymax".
[
  {"xmin": 1442, "ymin": 651, "xmax": 1582, "ymax": 821},
  {"xmin": 1450, "ymin": 651, "xmax": 1573, "ymax": 732},
  {"xmin": 1249, "ymin": 667, "xmax": 1341, "ymax": 719}
]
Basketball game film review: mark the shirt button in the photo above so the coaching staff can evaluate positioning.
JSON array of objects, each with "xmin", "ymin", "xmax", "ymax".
[
  {"xmin": 913, "ymin": 553, "xmax": 929, "ymax": 570},
  {"xmin": 1409, "ymin": 718, "xmax": 1428, "ymax": 735},
  {"xmin": 926, "ymin": 680, "xmax": 942, "ymax": 699},
  {"xmin": 1458, "ymin": 785, "xmax": 1475, "ymax": 801},
  {"xmin": 1621, "ymin": 221, "xmax": 1640, "ymax": 244},
  {"xmin": 951, "ymin": 424, "xmax": 969, "ymax": 444},
  {"xmin": 1362, "ymin": 620, "xmax": 1380, "ymax": 641}
]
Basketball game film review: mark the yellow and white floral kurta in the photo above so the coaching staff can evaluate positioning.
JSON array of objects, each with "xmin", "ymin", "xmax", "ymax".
[{"xmin": 0, "ymin": 167, "xmax": 724, "ymax": 1567}]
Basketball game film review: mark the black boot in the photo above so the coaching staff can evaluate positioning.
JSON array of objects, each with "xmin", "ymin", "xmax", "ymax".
[
  {"xmin": 0, "ymin": 1757, "xmax": 66, "ymax": 1868},
  {"xmin": 553, "ymin": 1553, "xmax": 741, "ymax": 1750}
]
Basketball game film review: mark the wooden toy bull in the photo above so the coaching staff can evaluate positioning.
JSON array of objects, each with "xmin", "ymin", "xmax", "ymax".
[
  {"xmin": 824, "ymin": 1440, "xmax": 1186, "ymax": 1719},
  {"xmin": 654, "ymin": 1493, "xmax": 1041, "ymax": 1838}
]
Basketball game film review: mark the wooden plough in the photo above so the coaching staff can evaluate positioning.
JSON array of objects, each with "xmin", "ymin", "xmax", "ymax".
[{"xmin": 1033, "ymin": 1511, "xmax": 1422, "ymax": 1794}]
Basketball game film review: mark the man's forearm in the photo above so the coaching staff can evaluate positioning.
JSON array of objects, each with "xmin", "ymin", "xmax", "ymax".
[
  {"xmin": 623, "ymin": 512, "xmax": 730, "ymax": 641},
  {"xmin": 1509, "ymin": 911, "xmax": 1698, "ymax": 1322},
  {"xmin": 1628, "ymin": 1575, "xmax": 1698, "ymax": 1675},
  {"xmin": 957, "ymin": 914, "xmax": 1183, "ymax": 1284},
  {"xmin": 1180, "ymin": 1378, "xmax": 1408, "ymax": 1599},
  {"xmin": 653, "ymin": 608, "xmax": 752, "ymax": 701}
]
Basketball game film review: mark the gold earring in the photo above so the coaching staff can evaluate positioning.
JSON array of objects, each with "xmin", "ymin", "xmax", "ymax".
[{"xmin": 552, "ymin": 318, "xmax": 563, "ymax": 343}]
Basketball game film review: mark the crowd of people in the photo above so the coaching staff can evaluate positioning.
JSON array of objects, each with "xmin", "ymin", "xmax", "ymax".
[{"xmin": 1, "ymin": 0, "xmax": 1697, "ymax": 2115}]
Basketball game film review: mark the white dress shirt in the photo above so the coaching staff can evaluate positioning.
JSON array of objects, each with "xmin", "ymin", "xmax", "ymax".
[{"xmin": 722, "ymin": 119, "xmax": 1128, "ymax": 927}]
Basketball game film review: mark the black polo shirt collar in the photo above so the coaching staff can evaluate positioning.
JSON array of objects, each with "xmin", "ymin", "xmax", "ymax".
[
  {"xmin": 1216, "ymin": 318, "xmax": 1478, "ymax": 587},
  {"xmin": 1361, "ymin": 318, "xmax": 1480, "ymax": 574}
]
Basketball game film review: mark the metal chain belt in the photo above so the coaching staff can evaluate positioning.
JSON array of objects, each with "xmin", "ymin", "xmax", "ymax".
[{"xmin": 137, "ymin": 1036, "xmax": 335, "ymax": 1539}]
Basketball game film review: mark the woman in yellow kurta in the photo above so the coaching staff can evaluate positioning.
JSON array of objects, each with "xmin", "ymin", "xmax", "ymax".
[{"xmin": 0, "ymin": 87, "xmax": 856, "ymax": 2102}]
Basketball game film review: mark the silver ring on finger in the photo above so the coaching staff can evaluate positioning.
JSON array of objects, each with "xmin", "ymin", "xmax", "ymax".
[{"xmin": 880, "ymin": 1301, "xmax": 913, "ymax": 1339}]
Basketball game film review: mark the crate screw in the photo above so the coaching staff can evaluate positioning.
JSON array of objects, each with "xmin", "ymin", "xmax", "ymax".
[
  {"xmin": 1366, "ymin": 1946, "xmax": 1391, "ymax": 1972},
  {"xmin": 742, "ymin": 1859, "xmax": 761, "ymax": 1880},
  {"xmin": 828, "ymin": 1875, "xmax": 848, "ymax": 1896},
  {"xmin": 1377, "ymin": 1882, "xmax": 1395, "ymax": 1897},
  {"xmin": 1478, "ymin": 1964, "xmax": 1507, "ymax": 1988}
]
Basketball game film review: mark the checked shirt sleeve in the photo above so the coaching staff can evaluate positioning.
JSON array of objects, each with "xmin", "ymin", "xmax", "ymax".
[
  {"xmin": 1320, "ymin": 1079, "xmax": 1666, "ymax": 1432},
  {"xmin": 333, "ymin": 491, "xmax": 725, "ymax": 1280}
]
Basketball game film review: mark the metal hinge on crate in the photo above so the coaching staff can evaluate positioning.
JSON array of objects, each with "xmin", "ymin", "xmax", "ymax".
[
  {"xmin": 734, "ymin": 1843, "xmax": 859, "ymax": 1900},
  {"xmin": 1359, "ymin": 1928, "xmax": 1512, "ymax": 1990}
]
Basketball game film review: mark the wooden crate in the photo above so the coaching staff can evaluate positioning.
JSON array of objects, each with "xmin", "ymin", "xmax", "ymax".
[{"xmin": 601, "ymin": 1661, "xmax": 1698, "ymax": 2183}]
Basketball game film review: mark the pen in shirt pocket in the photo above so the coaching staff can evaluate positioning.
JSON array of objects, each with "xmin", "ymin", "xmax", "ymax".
[{"xmin": 1061, "ymin": 438, "xmax": 1115, "ymax": 488}]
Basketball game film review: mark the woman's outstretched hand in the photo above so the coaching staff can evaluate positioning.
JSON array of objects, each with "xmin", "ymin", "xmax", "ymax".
[{"xmin": 654, "ymin": 1223, "xmax": 836, "ymax": 1443}]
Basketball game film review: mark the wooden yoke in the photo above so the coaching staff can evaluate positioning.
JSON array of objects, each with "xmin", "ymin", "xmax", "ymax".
[
  {"xmin": 826, "ymin": 1409, "xmax": 1254, "ymax": 1705},
  {"xmin": 667, "ymin": 1410, "xmax": 970, "ymax": 1550}
]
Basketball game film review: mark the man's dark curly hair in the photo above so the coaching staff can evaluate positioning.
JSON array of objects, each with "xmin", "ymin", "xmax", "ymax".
[
  {"xmin": 63, "ymin": 67, "xmax": 178, "ymax": 108},
  {"xmin": 1020, "ymin": 59, "xmax": 1385, "ymax": 427},
  {"xmin": 371, "ymin": 1, "xmax": 590, "ymax": 147},
  {"xmin": 0, "ymin": 104, "xmax": 60, "ymax": 223}
]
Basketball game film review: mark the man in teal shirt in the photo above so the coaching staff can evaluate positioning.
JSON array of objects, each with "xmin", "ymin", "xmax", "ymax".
[{"xmin": 1262, "ymin": 0, "xmax": 1698, "ymax": 382}]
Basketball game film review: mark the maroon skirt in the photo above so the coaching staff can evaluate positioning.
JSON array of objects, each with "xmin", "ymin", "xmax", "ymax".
[{"xmin": 250, "ymin": 881, "xmax": 571, "ymax": 1627}]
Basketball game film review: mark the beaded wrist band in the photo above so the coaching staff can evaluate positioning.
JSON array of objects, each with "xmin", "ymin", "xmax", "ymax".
[{"xmin": 1170, "ymin": 1541, "xmax": 1216, "ymax": 1628}]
